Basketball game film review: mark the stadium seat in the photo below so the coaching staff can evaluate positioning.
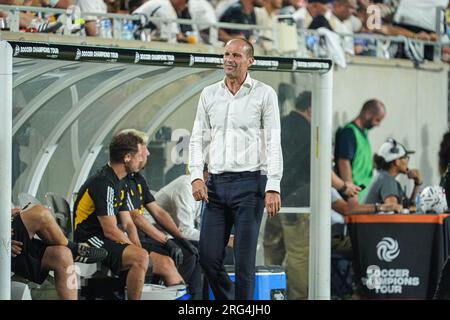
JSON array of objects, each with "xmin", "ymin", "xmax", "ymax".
[
  {"xmin": 45, "ymin": 192, "xmax": 73, "ymax": 240},
  {"xmin": 18, "ymin": 192, "xmax": 41, "ymax": 208},
  {"xmin": 11, "ymin": 281, "xmax": 32, "ymax": 300}
]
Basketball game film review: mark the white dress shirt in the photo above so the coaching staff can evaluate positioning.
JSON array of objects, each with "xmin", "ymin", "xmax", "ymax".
[
  {"xmin": 155, "ymin": 175, "xmax": 202, "ymax": 241},
  {"xmin": 189, "ymin": 73, "xmax": 283, "ymax": 193},
  {"xmin": 394, "ymin": 0, "xmax": 449, "ymax": 32}
]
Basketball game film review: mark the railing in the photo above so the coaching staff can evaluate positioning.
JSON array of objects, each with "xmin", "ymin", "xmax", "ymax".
[{"xmin": 0, "ymin": 4, "xmax": 447, "ymax": 64}]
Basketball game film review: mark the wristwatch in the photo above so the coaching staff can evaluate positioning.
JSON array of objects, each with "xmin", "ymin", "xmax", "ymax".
[{"xmin": 375, "ymin": 203, "xmax": 382, "ymax": 213}]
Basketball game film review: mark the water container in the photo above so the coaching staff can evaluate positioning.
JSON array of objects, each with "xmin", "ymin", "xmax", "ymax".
[
  {"xmin": 99, "ymin": 18, "xmax": 112, "ymax": 39},
  {"xmin": 121, "ymin": 21, "xmax": 135, "ymax": 40},
  {"xmin": 208, "ymin": 265, "xmax": 287, "ymax": 300}
]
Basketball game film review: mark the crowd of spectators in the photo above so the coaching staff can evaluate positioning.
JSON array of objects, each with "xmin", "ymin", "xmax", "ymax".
[{"xmin": 0, "ymin": 0, "xmax": 449, "ymax": 61}]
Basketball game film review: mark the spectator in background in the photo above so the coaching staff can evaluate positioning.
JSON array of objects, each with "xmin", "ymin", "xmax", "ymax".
[
  {"xmin": 133, "ymin": 0, "xmax": 188, "ymax": 42},
  {"xmin": 254, "ymin": 0, "xmax": 282, "ymax": 52},
  {"xmin": 0, "ymin": 0, "xmax": 69, "ymax": 32},
  {"xmin": 215, "ymin": 0, "xmax": 238, "ymax": 21},
  {"xmin": 128, "ymin": 0, "xmax": 145, "ymax": 12},
  {"xmin": 393, "ymin": 0, "xmax": 449, "ymax": 60},
  {"xmin": 218, "ymin": 0, "xmax": 264, "ymax": 43},
  {"xmin": 334, "ymin": 99, "xmax": 386, "ymax": 203},
  {"xmin": 188, "ymin": 0, "xmax": 218, "ymax": 44},
  {"xmin": 363, "ymin": 138, "xmax": 422, "ymax": 209},
  {"xmin": 354, "ymin": 0, "xmax": 444, "ymax": 59},
  {"xmin": 34, "ymin": 0, "xmax": 72, "ymax": 8},
  {"xmin": 394, "ymin": 0, "xmax": 448, "ymax": 40},
  {"xmin": 439, "ymin": 131, "xmax": 450, "ymax": 207},
  {"xmin": 278, "ymin": 0, "xmax": 303, "ymax": 15},
  {"xmin": 325, "ymin": 0, "xmax": 358, "ymax": 55},
  {"xmin": 75, "ymin": 0, "xmax": 107, "ymax": 36},
  {"xmin": 291, "ymin": 0, "xmax": 329, "ymax": 29}
]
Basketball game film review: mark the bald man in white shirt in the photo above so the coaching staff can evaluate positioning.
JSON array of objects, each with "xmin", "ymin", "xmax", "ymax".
[{"xmin": 189, "ymin": 38, "xmax": 283, "ymax": 300}]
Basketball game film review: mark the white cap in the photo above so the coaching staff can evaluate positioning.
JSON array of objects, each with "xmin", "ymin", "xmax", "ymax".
[{"xmin": 377, "ymin": 139, "xmax": 415, "ymax": 163}]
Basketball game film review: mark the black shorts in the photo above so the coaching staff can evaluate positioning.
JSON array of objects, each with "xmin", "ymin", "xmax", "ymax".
[
  {"xmin": 11, "ymin": 214, "xmax": 49, "ymax": 284},
  {"xmin": 85, "ymin": 236, "xmax": 129, "ymax": 275},
  {"xmin": 140, "ymin": 236, "xmax": 172, "ymax": 257}
]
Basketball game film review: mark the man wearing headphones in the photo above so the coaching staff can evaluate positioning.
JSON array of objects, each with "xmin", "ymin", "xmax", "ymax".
[{"xmin": 363, "ymin": 138, "xmax": 423, "ymax": 210}]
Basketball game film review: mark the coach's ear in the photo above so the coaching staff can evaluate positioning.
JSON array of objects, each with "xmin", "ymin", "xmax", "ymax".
[{"xmin": 248, "ymin": 56, "xmax": 255, "ymax": 67}]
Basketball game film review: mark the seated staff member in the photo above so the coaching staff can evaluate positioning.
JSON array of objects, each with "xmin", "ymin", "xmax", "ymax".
[
  {"xmin": 363, "ymin": 139, "xmax": 423, "ymax": 209},
  {"xmin": 73, "ymin": 131, "xmax": 151, "ymax": 300},
  {"xmin": 120, "ymin": 129, "xmax": 201, "ymax": 298},
  {"xmin": 11, "ymin": 204, "xmax": 107, "ymax": 300}
]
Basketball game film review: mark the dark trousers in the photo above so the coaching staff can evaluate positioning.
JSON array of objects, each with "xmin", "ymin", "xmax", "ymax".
[
  {"xmin": 140, "ymin": 235, "xmax": 201, "ymax": 294},
  {"xmin": 199, "ymin": 171, "xmax": 266, "ymax": 300}
]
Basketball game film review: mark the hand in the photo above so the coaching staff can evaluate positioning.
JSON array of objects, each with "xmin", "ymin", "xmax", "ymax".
[
  {"xmin": 11, "ymin": 240, "xmax": 23, "ymax": 257},
  {"xmin": 176, "ymin": 33, "xmax": 188, "ymax": 43},
  {"xmin": 342, "ymin": 181, "xmax": 361, "ymax": 198},
  {"xmin": 265, "ymin": 191, "xmax": 281, "ymax": 218},
  {"xmin": 417, "ymin": 31, "xmax": 432, "ymax": 41},
  {"xmin": 381, "ymin": 203, "xmax": 403, "ymax": 213},
  {"xmin": 192, "ymin": 179, "xmax": 208, "ymax": 202},
  {"xmin": 177, "ymin": 238, "xmax": 199, "ymax": 262},
  {"xmin": 11, "ymin": 208, "xmax": 20, "ymax": 218},
  {"xmin": 407, "ymin": 169, "xmax": 423, "ymax": 186},
  {"xmin": 227, "ymin": 235, "xmax": 234, "ymax": 248},
  {"xmin": 165, "ymin": 239, "xmax": 184, "ymax": 267}
]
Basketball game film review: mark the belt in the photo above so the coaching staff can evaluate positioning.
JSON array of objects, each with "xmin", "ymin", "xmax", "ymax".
[{"xmin": 210, "ymin": 171, "xmax": 261, "ymax": 179}]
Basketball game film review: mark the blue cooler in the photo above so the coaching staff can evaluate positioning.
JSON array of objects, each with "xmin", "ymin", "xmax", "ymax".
[{"xmin": 209, "ymin": 265, "xmax": 287, "ymax": 300}]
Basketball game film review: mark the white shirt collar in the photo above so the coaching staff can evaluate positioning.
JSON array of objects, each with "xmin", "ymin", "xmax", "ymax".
[{"xmin": 221, "ymin": 72, "xmax": 254, "ymax": 90}]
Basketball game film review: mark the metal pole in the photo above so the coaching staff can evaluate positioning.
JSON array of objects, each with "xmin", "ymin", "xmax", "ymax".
[
  {"xmin": 309, "ymin": 68, "xmax": 333, "ymax": 300},
  {"xmin": 0, "ymin": 41, "xmax": 12, "ymax": 300}
]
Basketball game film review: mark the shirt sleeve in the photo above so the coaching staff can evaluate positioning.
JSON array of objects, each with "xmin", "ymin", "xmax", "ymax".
[
  {"xmin": 331, "ymin": 187, "xmax": 342, "ymax": 204},
  {"xmin": 380, "ymin": 179, "xmax": 402, "ymax": 203},
  {"xmin": 155, "ymin": 2, "xmax": 180, "ymax": 35},
  {"xmin": 172, "ymin": 184, "xmax": 200, "ymax": 241},
  {"xmin": 89, "ymin": 179, "xmax": 117, "ymax": 217},
  {"xmin": 189, "ymin": 89, "xmax": 211, "ymax": 184},
  {"xmin": 336, "ymin": 127, "xmax": 356, "ymax": 161},
  {"xmin": 219, "ymin": 6, "xmax": 235, "ymax": 22},
  {"xmin": 262, "ymin": 86, "xmax": 283, "ymax": 193}
]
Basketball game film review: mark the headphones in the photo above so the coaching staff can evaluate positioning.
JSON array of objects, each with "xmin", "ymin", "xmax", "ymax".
[{"xmin": 388, "ymin": 138, "xmax": 400, "ymax": 154}]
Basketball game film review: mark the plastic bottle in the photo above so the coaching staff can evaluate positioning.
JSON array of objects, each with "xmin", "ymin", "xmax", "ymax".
[
  {"xmin": 121, "ymin": 21, "xmax": 135, "ymax": 40},
  {"xmin": 100, "ymin": 18, "xmax": 112, "ymax": 39}
]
